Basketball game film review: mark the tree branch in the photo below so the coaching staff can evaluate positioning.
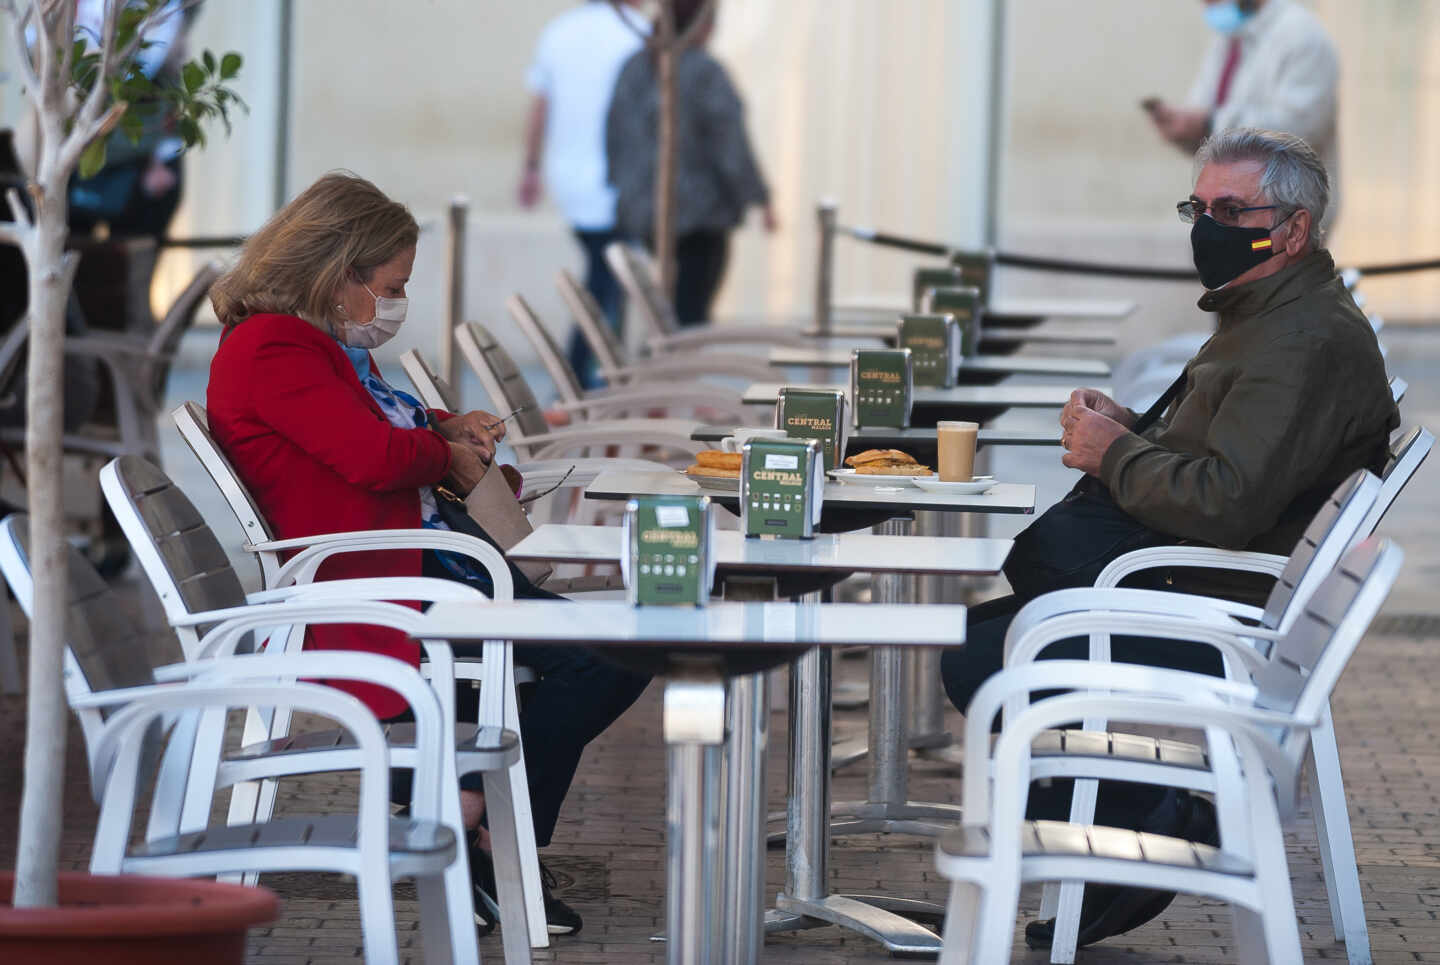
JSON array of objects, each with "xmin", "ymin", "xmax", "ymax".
[{"xmin": 4, "ymin": 2, "xmax": 42, "ymax": 101}]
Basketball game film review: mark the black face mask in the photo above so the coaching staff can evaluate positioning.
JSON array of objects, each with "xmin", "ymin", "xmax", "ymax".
[{"xmin": 1190, "ymin": 211, "xmax": 1293, "ymax": 290}]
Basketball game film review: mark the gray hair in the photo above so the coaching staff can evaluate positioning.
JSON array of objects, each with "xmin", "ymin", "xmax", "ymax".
[{"xmin": 1195, "ymin": 127, "xmax": 1330, "ymax": 248}]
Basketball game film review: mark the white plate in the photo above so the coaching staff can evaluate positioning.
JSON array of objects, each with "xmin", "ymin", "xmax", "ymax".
[
  {"xmin": 686, "ymin": 471, "xmax": 739, "ymax": 492},
  {"xmin": 827, "ymin": 468, "xmax": 935, "ymax": 487},
  {"xmin": 910, "ymin": 477, "xmax": 997, "ymax": 495}
]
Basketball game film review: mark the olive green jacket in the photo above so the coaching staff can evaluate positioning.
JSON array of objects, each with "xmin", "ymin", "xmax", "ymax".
[{"xmin": 1100, "ymin": 251, "xmax": 1397, "ymax": 566}]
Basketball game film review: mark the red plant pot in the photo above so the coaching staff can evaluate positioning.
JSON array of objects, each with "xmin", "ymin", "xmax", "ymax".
[{"xmin": 0, "ymin": 871, "xmax": 278, "ymax": 965}]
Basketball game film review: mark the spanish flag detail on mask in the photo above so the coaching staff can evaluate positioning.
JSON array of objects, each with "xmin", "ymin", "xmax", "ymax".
[{"xmin": 1250, "ymin": 238, "xmax": 1273, "ymax": 251}]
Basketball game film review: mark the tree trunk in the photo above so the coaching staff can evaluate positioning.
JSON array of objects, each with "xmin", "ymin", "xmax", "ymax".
[
  {"xmin": 653, "ymin": 5, "xmax": 678, "ymax": 296},
  {"xmin": 12, "ymin": 181, "xmax": 71, "ymax": 910}
]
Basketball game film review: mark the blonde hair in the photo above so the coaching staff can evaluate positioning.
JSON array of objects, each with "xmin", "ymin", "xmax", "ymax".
[{"xmin": 211, "ymin": 172, "xmax": 419, "ymax": 330}]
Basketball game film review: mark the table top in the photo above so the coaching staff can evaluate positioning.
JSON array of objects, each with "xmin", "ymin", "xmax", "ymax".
[
  {"xmin": 768, "ymin": 347, "xmax": 1111, "ymax": 379},
  {"xmin": 584, "ymin": 469, "xmax": 1035, "ymax": 515},
  {"xmin": 740, "ymin": 382, "xmax": 1101, "ymax": 408},
  {"xmin": 832, "ymin": 294, "xmax": 1137, "ymax": 320},
  {"xmin": 418, "ymin": 599, "xmax": 968, "ymax": 648},
  {"xmin": 689, "ymin": 424, "xmax": 1060, "ymax": 447},
  {"xmin": 805, "ymin": 322, "xmax": 1118, "ymax": 344},
  {"xmin": 510, "ymin": 524, "xmax": 1013, "ymax": 576}
]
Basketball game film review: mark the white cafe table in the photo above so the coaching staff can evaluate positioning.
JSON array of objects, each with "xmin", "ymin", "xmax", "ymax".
[
  {"xmin": 579, "ymin": 473, "xmax": 1029, "ymax": 956},
  {"xmin": 805, "ymin": 320, "xmax": 1119, "ymax": 346},
  {"xmin": 416, "ymin": 599, "xmax": 971, "ymax": 964},
  {"xmin": 833, "ymin": 293, "xmax": 1138, "ymax": 322},
  {"xmin": 740, "ymin": 380, "xmax": 1107, "ymax": 413},
  {"xmin": 770, "ymin": 345, "xmax": 1111, "ymax": 381}
]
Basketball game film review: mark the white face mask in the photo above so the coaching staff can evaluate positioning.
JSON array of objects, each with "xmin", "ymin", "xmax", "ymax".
[{"xmin": 337, "ymin": 281, "xmax": 408, "ymax": 349}]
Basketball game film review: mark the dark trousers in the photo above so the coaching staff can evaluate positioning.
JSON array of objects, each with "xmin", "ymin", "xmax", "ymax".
[
  {"xmin": 941, "ymin": 594, "xmax": 1225, "ymax": 828},
  {"xmin": 567, "ymin": 228, "xmax": 625, "ymax": 390},
  {"xmin": 673, "ymin": 230, "xmax": 730, "ymax": 327},
  {"xmin": 393, "ymin": 552, "xmax": 652, "ymax": 847}
]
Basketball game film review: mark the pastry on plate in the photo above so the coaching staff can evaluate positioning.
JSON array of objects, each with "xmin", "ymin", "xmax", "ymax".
[{"xmin": 843, "ymin": 448, "xmax": 934, "ymax": 476}]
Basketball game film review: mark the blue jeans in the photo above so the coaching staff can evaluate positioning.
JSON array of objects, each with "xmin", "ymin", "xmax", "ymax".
[{"xmin": 567, "ymin": 228, "xmax": 625, "ymax": 390}]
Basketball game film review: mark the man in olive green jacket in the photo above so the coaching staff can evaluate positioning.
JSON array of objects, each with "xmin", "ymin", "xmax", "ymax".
[{"xmin": 943, "ymin": 127, "xmax": 1397, "ymax": 950}]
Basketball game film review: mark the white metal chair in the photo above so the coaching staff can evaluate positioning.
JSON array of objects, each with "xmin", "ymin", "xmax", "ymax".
[
  {"xmin": 168, "ymin": 402, "xmax": 557, "ymax": 943},
  {"xmin": 505, "ymin": 293, "xmax": 753, "ymax": 423},
  {"xmin": 555, "ymin": 268, "xmax": 779, "ymax": 385},
  {"xmin": 0, "ymin": 513, "xmax": 520, "ymax": 965},
  {"xmin": 938, "ymin": 537, "xmax": 1403, "ymax": 965},
  {"xmin": 1012, "ymin": 430, "xmax": 1432, "ymax": 965},
  {"xmin": 605, "ymin": 241, "xmax": 817, "ymax": 354},
  {"xmin": 98, "ymin": 454, "xmax": 545, "ymax": 952},
  {"xmin": 452, "ymin": 321, "xmax": 703, "ymax": 464}
]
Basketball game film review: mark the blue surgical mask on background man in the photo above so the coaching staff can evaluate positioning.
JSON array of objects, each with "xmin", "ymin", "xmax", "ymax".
[{"xmin": 1204, "ymin": 1, "xmax": 1254, "ymax": 36}]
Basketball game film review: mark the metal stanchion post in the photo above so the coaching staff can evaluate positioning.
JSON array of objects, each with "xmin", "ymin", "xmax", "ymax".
[
  {"xmin": 443, "ymin": 196, "xmax": 467, "ymax": 390},
  {"xmin": 815, "ymin": 200, "xmax": 837, "ymax": 335}
]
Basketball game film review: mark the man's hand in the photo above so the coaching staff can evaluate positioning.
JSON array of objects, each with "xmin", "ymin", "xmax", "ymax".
[
  {"xmin": 1061, "ymin": 404, "xmax": 1129, "ymax": 476},
  {"xmin": 1147, "ymin": 102, "xmax": 1209, "ymax": 151},
  {"xmin": 444, "ymin": 442, "xmax": 490, "ymax": 495},
  {"xmin": 435, "ymin": 411, "xmax": 505, "ymax": 464},
  {"xmin": 1062, "ymin": 387, "xmax": 1133, "ymax": 430}
]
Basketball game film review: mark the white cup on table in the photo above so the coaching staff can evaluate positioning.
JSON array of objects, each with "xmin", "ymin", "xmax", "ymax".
[{"xmin": 721, "ymin": 428, "xmax": 787, "ymax": 453}]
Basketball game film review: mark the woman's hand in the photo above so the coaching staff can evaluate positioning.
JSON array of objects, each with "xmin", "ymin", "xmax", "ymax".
[
  {"xmin": 444, "ymin": 441, "xmax": 490, "ymax": 495},
  {"xmin": 435, "ymin": 411, "xmax": 505, "ymax": 464}
]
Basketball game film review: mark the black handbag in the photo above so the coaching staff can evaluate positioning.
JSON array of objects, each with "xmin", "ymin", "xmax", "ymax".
[
  {"xmin": 1002, "ymin": 372, "xmax": 1188, "ymax": 602},
  {"xmin": 431, "ymin": 484, "xmax": 559, "ymax": 600}
]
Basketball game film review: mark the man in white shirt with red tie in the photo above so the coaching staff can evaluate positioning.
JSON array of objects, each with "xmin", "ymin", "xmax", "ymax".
[{"xmin": 1145, "ymin": 0, "xmax": 1341, "ymax": 227}]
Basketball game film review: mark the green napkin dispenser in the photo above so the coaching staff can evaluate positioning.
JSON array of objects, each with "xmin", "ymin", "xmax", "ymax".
[
  {"xmin": 850, "ymin": 348, "xmax": 914, "ymax": 428},
  {"xmin": 912, "ymin": 265, "xmax": 966, "ymax": 312},
  {"xmin": 923, "ymin": 285, "xmax": 984, "ymax": 357},
  {"xmin": 897, "ymin": 314, "xmax": 960, "ymax": 388},
  {"xmin": 740, "ymin": 437, "xmax": 824, "ymax": 539},
  {"xmin": 775, "ymin": 388, "xmax": 848, "ymax": 472},
  {"xmin": 622, "ymin": 495, "xmax": 715, "ymax": 606}
]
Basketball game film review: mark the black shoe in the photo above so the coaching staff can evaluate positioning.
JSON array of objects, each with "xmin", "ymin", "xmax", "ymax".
[
  {"xmin": 466, "ymin": 837, "xmax": 498, "ymax": 936},
  {"xmin": 1024, "ymin": 792, "xmax": 1219, "ymax": 950},
  {"xmin": 539, "ymin": 860, "xmax": 583, "ymax": 936},
  {"xmin": 468, "ymin": 838, "xmax": 583, "ymax": 937}
]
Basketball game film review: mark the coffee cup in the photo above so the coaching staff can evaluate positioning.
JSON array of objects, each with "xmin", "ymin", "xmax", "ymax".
[
  {"xmin": 936, "ymin": 420, "xmax": 979, "ymax": 481},
  {"xmin": 721, "ymin": 428, "xmax": 787, "ymax": 452}
]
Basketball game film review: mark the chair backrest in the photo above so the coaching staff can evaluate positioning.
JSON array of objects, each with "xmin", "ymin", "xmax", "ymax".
[
  {"xmin": 144, "ymin": 260, "xmax": 224, "ymax": 400},
  {"xmin": 1258, "ymin": 469, "xmax": 1381, "ymax": 633},
  {"xmin": 556, "ymin": 268, "xmax": 627, "ymax": 375},
  {"xmin": 1360, "ymin": 424, "xmax": 1433, "ymax": 537},
  {"xmin": 1256, "ymin": 537, "xmax": 1401, "ymax": 771},
  {"xmin": 99, "ymin": 454, "xmax": 250, "ymax": 657},
  {"xmin": 605, "ymin": 241, "xmax": 680, "ymax": 337},
  {"xmin": 453, "ymin": 322, "xmax": 551, "ymax": 441},
  {"xmin": 0, "ymin": 513, "xmax": 180, "ymax": 758},
  {"xmin": 1389, "ymin": 375, "xmax": 1407, "ymax": 404},
  {"xmin": 506, "ymin": 294, "xmax": 585, "ymax": 405},
  {"xmin": 399, "ymin": 349, "xmax": 462, "ymax": 412},
  {"xmin": 171, "ymin": 401, "xmax": 283, "ymax": 587}
]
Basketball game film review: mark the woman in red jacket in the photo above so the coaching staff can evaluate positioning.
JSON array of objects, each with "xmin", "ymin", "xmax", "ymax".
[{"xmin": 206, "ymin": 172, "xmax": 647, "ymax": 937}]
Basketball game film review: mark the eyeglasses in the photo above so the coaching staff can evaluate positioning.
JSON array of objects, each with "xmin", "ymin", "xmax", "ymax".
[{"xmin": 1177, "ymin": 199, "xmax": 1281, "ymax": 226}]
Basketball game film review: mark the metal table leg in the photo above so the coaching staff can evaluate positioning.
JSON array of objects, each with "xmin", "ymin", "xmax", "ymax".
[
  {"xmin": 663, "ymin": 664, "xmax": 727, "ymax": 965},
  {"xmin": 720, "ymin": 671, "xmax": 768, "ymax": 965}
]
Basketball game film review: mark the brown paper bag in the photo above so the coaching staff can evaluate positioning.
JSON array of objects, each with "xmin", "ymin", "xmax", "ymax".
[{"xmin": 460, "ymin": 466, "xmax": 553, "ymax": 586}]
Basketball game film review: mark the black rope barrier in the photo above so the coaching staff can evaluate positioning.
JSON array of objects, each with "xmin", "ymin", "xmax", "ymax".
[{"xmin": 841, "ymin": 224, "xmax": 1440, "ymax": 280}]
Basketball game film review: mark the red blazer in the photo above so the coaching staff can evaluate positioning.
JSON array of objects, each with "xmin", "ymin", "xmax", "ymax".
[{"xmin": 207, "ymin": 313, "xmax": 452, "ymax": 717}]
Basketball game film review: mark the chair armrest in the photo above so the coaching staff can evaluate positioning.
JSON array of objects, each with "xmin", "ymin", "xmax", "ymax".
[
  {"xmin": 509, "ymin": 419, "xmax": 703, "ymax": 461},
  {"xmin": 244, "ymin": 576, "xmax": 484, "ymax": 606},
  {"xmin": 609, "ymin": 355, "xmax": 777, "ymax": 384},
  {"xmin": 256, "ymin": 529, "xmax": 512, "ymax": 597},
  {"xmin": 1005, "ymin": 586, "xmax": 1264, "ymax": 659},
  {"xmin": 1095, "ymin": 546, "xmax": 1288, "ymax": 589}
]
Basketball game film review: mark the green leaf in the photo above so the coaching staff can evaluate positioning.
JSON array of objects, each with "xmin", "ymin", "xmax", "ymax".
[
  {"xmin": 78, "ymin": 139, "xmax": 108, "ymax": 179},
  {"xmin": 203, "ymin": 50, "xmax": 216, "ymax": 75},
  {"xmin": 182, "ymin": 61, "xmax": 205, "ymax": 94},
  {"xmin": 177, "ymin": 116, "xmax": 202, "ymax": 146},
  {"xmin": 220, "ymin": 52, "xmax": 242, "ymax": 80}
]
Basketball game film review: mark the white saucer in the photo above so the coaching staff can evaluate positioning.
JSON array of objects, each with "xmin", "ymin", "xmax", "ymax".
[
  {"xmin": 827, "ymin": 468, "xmax": 934, "ymax": 486},
  {"xmin": 910, "ymin": 476, "xmax": 997, "ymax": 495},
  {"xmin": 685, "ymin": 471, "xmax": 739, "ymax": 492}
]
